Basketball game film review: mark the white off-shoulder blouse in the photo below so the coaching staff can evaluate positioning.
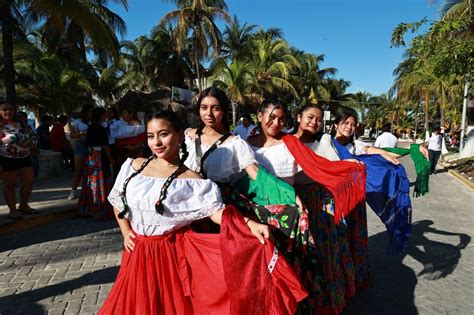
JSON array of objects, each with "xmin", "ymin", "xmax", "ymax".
[
  {"xmin": 249, "ymin": 143, "xmax": 300, "ymax": 185},
  {"xmin": 184, "ymin": 129, "xmax": 257, "ymax": 184},
  {"xmin": 108, "ymin": 159, "xmax": 225, "ymax": 236},
  {"xmin": 306, "ymin": 134, "xmax": 341, "ymax": 161}
]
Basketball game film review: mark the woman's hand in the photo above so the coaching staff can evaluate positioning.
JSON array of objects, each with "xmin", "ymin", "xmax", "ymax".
[
  {"xmin": 381, "ymin": 154, "xmax": 400, "ymax": 165},
  {"xmin": 246, "ymin": 219, "xmax": 271, "ymax": 244},
  {"xmin": 419, "ymin": 145, "xmax": 429, "ymax": 160},
  {"xmin": 345, "ymin": 158, "xmax": 363, "ymax": 164},
  {"xmin": 122, "ymin": 230, "xmax": 136, "ymax": 252}
]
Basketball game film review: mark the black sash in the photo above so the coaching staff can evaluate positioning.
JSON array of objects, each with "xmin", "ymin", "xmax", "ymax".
[{"xmin": 195, "ymin": 128, "xmax": 231, "ymax": 178}]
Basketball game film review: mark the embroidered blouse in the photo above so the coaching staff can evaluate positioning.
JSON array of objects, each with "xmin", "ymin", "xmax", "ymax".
[
  {"xmin": 184, "ymin": 129, "xmax": 257, "ymax": 185},
  {"xmin": 249, "ymin": 143, "xmax": 300, "ymax": 185},
  {"xmin": 108, "ymin": 159, "xmax": 225, "ymax": 236}
]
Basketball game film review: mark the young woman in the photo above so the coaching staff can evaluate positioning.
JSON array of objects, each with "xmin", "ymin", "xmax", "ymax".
[
  {"xmin": 100, "ymin": 110, "xmax": 307, "ymax": 314},
  {"xmin": 183, "ymin": 88, "xmax": 307, "ymax": 240},
  {"xmin": 332, "ymin": 113, "xmax": 413, "ymax": 255},
  {"xmin": 0, "ymin": 100, "xmax": 37, "ymax": 219},
  {"xmin": 248, "ymin": 101, "xmax": 369, "ymax": 314},
  {"xmin": 294, "ymin": 104, "xmax": 370, "ymax": 314},
  {"xmin": 78, "ymin": 107, "xmax": 114, "ymax": 220},
  {"xmin": 68, "ymin": 104, "xmax": 93, "ymax": 200}
]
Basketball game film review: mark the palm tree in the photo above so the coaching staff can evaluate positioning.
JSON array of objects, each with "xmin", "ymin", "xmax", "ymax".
[
  {"xmin": 1, "ymin": 0, "xmax": 128, "ymax": 107},
  {"xmin": 345, "ymin": 91, "xmax": 372, "ymax": 122},
  {"xmin": 222, "ymin": 15, "xmax": 256, "ymax": 61},
  {"xmin": 159, "ymin": 0, "xmax": 231, "ymax": 92},
  {"xmin": 249, "ymin": 35, "xmax": 300, "ymax": 100},
  {"xmin": 296, "ymin": 53, "xmax": 337, "ymax": 105},
  {"xmin": 211, "ymin": 58, "xmax": 259, "ymax": 123}
]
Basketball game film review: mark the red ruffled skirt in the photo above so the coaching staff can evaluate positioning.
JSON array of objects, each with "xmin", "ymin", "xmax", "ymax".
[{"xmin": 100, "ymin": 206, "xmax": 307, "ymax": 315}]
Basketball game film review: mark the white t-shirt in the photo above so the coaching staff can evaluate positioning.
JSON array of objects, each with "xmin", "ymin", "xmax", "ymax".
[
  {"xmin": 374, "ymin": 132, "xmax": 398, "ymax": 148},
  {"xmin": 184, "ymin": 129, "xmax": 257, "ymax": 185},
  {"xmin": 108, "ymin": 159, "xmax": 224, "ymax": 236},
  {"xmin": 427, "ymin": 134, "xmax": 442, "ymax": 151},
  {"xmin": 232, "ymin": 124, "xmax": 256, "ymax": 141}
]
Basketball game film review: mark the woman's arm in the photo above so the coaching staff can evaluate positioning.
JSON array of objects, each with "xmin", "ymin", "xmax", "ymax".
[
  {"xmin": 244, "ymin": 164, "xmax": 259, "ymax": 181},
  {"xmin": 113, "ymin": 207, "xmax": 135, "ymax": 252},
  {"xmin": 209, "ymin": 209, "xmax": 270, "ymax": 244},
  {"xmin": 365, "ymin": 146, "xmax": 400, "ymax": 165}
]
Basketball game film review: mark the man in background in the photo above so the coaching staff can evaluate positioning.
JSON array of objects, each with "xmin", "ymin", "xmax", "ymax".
[
  {"xmin": 232, "ymin": 114, "xmax": 255, "ymax": 141},
  {"xmin": 374, "ymin": 122, "xmax": 398, "ymax": 148}
]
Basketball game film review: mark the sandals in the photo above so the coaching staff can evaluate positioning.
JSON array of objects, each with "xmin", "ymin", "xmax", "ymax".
[
  {"xmin": 18, "ymin": 207, "xmax": 39, "ymax": 215},
  {"xmin": 8, "ymin": 211, "xmax": 25, "ymax": 220}
]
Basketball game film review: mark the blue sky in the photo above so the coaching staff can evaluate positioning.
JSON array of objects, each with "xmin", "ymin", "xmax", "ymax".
[{"xmin": 110, "ymin": 0, "xmax": 437, "ymax": 95}]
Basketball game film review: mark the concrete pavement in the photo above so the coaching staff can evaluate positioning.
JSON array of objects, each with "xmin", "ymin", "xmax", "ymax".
[{"xmin": 0, "ymin": 156, "xmax": 473, "ymax": 314}]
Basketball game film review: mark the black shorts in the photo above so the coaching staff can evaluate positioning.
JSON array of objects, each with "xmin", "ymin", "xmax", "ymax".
[{"xmin": 0, "ymin": 155, "xmax": 33, "ymax": 172}]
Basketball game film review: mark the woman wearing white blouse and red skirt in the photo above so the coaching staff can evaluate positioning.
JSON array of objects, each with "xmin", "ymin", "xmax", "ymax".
[{"xmin": 100, "ymin": 110, "xmax": 307, "ymax": 315}]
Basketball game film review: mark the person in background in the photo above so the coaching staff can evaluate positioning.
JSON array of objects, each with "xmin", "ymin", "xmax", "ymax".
[
  {"xmin": 0, "ymin": 100, "xmax": 38, "ymax": 219},
  {"xmin": 18, "ymin": 111, "xmax": 39, "ymax": 177},
  {"xmin": 51, "ymin": 115, "xmax": 73, "ymax": 169},
  {"xmin": 68, "ymin": 104, "xmax": 93, "ymax": 200},
  {"xmin": 115, "ymin": 108, "xmax": 145, "ymax": 167},
  {"xmin": 374, "ymin": 122, "xmax": 398, "ymax": 148},
  {"xmin": 427, "ymin": 126, "xmax": 442, "ymax": 174},
  {"xmin": 78, "ymin": 107, "xmax": 114, "ymax": 219},
  {"xmin": 231, "ymin": 114, "xmax": 255, "ymax": 140},
  {"xmin": 36, "ymin": 115, "xmax": 53, "ymax": 150},
  {"xmin": 104, "ymin": 107, "xmax": 125, "ymax": 179}
]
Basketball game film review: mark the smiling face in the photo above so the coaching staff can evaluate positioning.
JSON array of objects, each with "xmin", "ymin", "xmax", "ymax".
[
  {"xmin": 258, "ymin": 106, "xmax": 286, "ymax": 137},
  {"xmin": 199, "ymin": 96, "xmax": 224, "ymax": 129},
  {"xmin": 335, "ymin": 116, "xmax": 357, "ymax": 139},
  {"xmin": 298, "ymin": 107, "xmax": 323, "ymax": 135},
  {"xmin": 0, "ymin": 103, "xmax": 15, "ymax": 121},
  {"xmin": 146, "ymin": 118, "xmax": 183, "ymax": 161}
]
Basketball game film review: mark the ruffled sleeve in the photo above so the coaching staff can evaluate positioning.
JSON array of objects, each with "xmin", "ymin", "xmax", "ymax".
[
  {"xmin": 231, "ymin": 136, "xmax": 258, "ymax": 170},
  {"xmin": 108, "ymin": 158, "xmax": 134, "ymax": 211}
]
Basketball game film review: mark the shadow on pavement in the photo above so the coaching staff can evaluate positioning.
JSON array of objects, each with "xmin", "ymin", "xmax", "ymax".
[
  {"xmin": 343, "ymin": 219, "xmax": 470, "ymax": 315},
  {"xmin": 0, "ymin": 266, "xmax": 118, "ymax": 314},
  {"xmin": 0, "ymin": 218, "xmax": 118, "ymax": 253}
]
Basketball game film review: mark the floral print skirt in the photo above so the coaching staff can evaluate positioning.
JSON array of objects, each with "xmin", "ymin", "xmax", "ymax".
[
  {"xmin": 78, "ymin": 149, "xmax": 113, "ymax": 220},
  {"xmin": 295, "ymin": 183, "xmax": 370, "ymax": 315}
]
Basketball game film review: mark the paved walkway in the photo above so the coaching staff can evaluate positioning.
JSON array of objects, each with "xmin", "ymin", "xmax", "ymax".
[
  {"xmin": 0, "ymin": 172, "xmax": 78, "ymax": 234},
  {"xmin": 0, "ymin": 156, "xmax": 473, "ymax": 314}
]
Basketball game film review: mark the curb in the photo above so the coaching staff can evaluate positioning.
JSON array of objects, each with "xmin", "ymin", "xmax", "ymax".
[
  {"xmin": 448, "ymin": 169, "xmax": 474, "ymax": 191},
  {"xmin": 0, "ymin": 208, "xmax": 78, "ymax": 236}
]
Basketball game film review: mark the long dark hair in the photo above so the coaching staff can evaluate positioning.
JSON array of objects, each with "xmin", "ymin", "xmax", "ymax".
[
  {"xmin": 117, "ymin": 110, "xmax": 189, "ymax": 219},
  {"xmin": 332, "ymin": 112, "xmax": 358, "ymax": 144},
  {"xmin": 293, "ymin": 104, "xmax": 324, "ymax": 135},
  {"xmin": 257, "ymin": 99, "xmax": 286, "ymax": 134},
  {"xmin": 196, "ymin": 87, "xmax": 230, "ymax": 129}
]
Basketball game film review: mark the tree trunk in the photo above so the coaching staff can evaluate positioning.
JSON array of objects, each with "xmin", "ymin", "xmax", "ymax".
[
  {"xmin": 424, "ymin": 92, "xmax": 430, "ymax": 131},
  {"xmin": 194, "ymin": 49, "xmax": 202, "ymax": 92},
  {"xmin": 439, "ymin": 104, "xmax": 445, "ymax": 129},
  {"xmin": 0, "ymin": 2, "xmax": 16, "ymax": 107},
  {"xmin": 231, "ymin": 102, "xmax": 237, "ymax": 126}
]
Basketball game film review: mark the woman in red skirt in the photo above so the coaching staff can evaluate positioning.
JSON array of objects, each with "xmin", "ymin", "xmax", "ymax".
[{"xmin": 100, "ymin": 110, "xmax": 307, "ymax": 315}]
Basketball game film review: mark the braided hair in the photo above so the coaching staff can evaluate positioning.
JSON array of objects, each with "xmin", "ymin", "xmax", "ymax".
[{"xmin": 117, "ymin": 110, "xmax": 189, "ymax": 219}]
